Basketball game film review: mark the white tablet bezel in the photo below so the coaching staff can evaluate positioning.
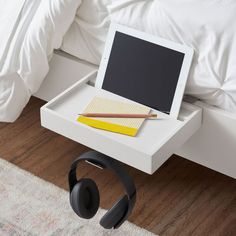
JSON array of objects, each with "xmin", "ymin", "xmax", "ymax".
[{"xmin": 95, "ymin": 23, "xmax": 194, "ymax": 119}]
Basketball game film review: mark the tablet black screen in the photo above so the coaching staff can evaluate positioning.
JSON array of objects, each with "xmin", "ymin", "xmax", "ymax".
[{"xmin": 101, "ymin": 32, "xmax": 185, "ymax": 113}]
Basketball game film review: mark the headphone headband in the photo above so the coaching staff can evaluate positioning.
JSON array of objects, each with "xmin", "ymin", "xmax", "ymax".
[{"xmin": 69, "ymin": 151, "xmax": 136, "ymax": 200}]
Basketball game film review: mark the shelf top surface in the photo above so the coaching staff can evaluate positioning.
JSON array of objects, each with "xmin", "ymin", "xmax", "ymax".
[{"xmin": 46, "ymin": 83, "xmax": 187, "ymax": 155}]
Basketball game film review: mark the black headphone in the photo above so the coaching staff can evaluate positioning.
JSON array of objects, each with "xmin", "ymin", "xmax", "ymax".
[{"xmin": 68, "ymin": 151, "xmax": 136, "ymax": 229}]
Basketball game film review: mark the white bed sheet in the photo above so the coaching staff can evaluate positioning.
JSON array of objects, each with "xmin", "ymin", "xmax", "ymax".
[
  {"xmin": 0, "ymin": 0, "xmax": 81, "ymax": 122},
  {"xmin": 62, "ymin": 0, "xmax": 236, "ymax": 113}
]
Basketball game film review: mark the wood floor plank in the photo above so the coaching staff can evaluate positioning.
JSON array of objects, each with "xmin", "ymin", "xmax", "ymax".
[{"xmin": 0, "ymin": 97, "xmax": 236, "ymax": 236}]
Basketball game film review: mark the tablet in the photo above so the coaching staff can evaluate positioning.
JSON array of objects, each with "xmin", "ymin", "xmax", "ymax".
[{"xmin": 95, "ymin": 23, "xmax": 194, "ymax": 119}]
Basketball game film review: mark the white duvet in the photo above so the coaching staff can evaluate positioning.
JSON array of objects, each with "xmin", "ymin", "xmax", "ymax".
[
  {"xmin": 62, "ymin": 0, "xmax": 236, "ymax": 113},
  {"xmin": 0, "ymin": 0, "xmax": 81, "ymax": 122}
]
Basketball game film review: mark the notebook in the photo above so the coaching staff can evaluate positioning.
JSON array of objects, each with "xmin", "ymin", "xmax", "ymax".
[{"xmin": 77, "ymin": 96, "xmax": 151, "ymax": 136}]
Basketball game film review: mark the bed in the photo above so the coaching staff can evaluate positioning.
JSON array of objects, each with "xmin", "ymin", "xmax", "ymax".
[
  {"xmin": 1, "ymin": 0, "xmax": 236, "ymax": 178},
  {"xmin": 61, "ymin": 0, "xmax": 236, "ymax": 114}
]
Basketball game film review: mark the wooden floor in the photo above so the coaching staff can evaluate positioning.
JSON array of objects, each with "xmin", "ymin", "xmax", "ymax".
[{"xmin": 1, "ymin": 97, "xmax": 236, "ymax": 236}]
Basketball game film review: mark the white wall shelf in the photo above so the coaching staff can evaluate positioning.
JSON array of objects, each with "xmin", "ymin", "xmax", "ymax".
[{"xmin": 40, "ymin": 71, "xmax": 202, "ymax": 174}]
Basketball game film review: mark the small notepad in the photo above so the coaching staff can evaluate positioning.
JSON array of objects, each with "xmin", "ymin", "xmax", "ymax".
[{"xmin": 77, "ymin": 96, "xmax": 150, "ymax": 136}]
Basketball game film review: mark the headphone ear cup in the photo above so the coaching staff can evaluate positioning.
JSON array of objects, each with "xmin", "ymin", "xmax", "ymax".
[
  {"xmin": 100, "ymin": 195, "xmax": 129, "ymax": 229},
  {"xmin": 70, "ymin": 178, "xmax": 100, "ymax": 219}
]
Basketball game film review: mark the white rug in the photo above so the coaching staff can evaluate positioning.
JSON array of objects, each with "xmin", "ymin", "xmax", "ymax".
[{"xmin": 0, "ymin": 159, "xmax": 156, "ymax": 236}]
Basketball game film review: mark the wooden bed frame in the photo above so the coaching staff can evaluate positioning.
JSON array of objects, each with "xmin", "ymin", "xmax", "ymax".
[{"xmin": 35, "ymin": 50, "xmax": 236, "ymax": 179}]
